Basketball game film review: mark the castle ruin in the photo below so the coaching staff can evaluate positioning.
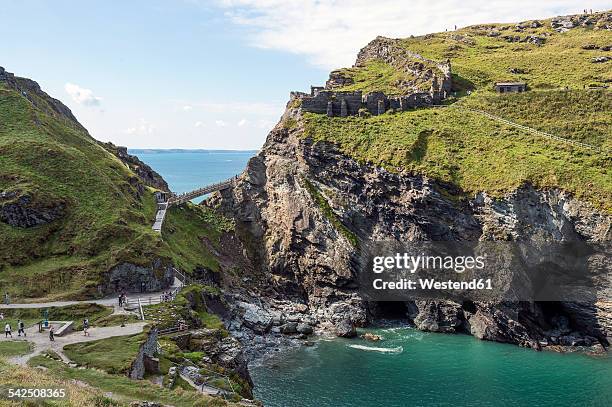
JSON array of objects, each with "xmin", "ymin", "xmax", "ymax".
[{"xmin": 290, "ymin": 36, "xmax": 453, "ymax": 117}]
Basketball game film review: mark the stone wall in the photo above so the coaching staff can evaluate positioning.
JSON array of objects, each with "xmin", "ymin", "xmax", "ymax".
[
  {"xmin": 295, "ymin": 88, "xmax": 437, "ymax": 117},
  {"xmin": 298, "ymin": 90, "xmax": 362, "ymax": 116},
  {"xmin": 128, "ymin": 328, "xmax": 159, "ymax": 380}
]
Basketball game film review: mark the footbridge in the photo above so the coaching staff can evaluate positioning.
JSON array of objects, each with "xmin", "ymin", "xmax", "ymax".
[{"xmin": 152, "ymin": 177, "xmax": 235, "ymax": 232}]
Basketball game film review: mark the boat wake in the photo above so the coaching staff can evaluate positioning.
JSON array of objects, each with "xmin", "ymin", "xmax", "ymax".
[{"xmin": 348, "ymin": 345, "xmax": 403, "ymax": 354}]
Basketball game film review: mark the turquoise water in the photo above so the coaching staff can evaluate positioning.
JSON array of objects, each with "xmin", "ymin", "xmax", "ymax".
[
  {"xmin": 250, "ymin": 326, "xmax": 612, "ymax": 407},
  {"xmin": 129, "ymin": 149, "xmax": 256, "ymax": 193}
]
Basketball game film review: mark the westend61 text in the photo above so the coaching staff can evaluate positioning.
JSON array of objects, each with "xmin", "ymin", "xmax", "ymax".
[{"xmin": 372, "ymin": 278, "xmax": 493, "ymax": 291}]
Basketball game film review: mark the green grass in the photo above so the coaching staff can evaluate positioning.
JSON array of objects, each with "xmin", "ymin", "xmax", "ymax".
[
  {"xmin": 1, "ymin": 303, "xmax": 114, "ymax": 331},
  {"xmin": 302, "ymin": 92, "xmax": 611, "ymax": 212},
  {"xmin": 334, "ymin": 60, "xmax": 422, "ymax": 95},
  {"xmin": 162, "ymin": 204, "xmax": 233, "ymax": 275},
  {"xmin": 329, "ymin": 16, "xmax": 611, "ymax": 96},
  {"xmin": 0, "ymin": 356, "xmax": 123, "ymax": 406},
  {"xmin": 63, "ymin": 333, "xmax": 146, "ymax": 374},
  {"xmin": 0, "ymin": 341, "xmax": 32, "ymax": 357},
  {"xmin": 26, "ymin": 355, "xmax": 233, "ymax": 406},
  {"xmin": 398, "ymin": 17, "xmax": 612, "ymax": 89},
  {"xmin": 301, "ymin": 178, "xmax": 359, "ymax": 247},
  {"xmin": 95, "ymin": 313, "xmax": 141, "ymax": 327},
  {"xmin": 198, "ymin": 311, "xmax": 225, "ymax": 331},
  {"xmin": 462, "ymin": 89, "xmax": 611, "ymax": 150}
]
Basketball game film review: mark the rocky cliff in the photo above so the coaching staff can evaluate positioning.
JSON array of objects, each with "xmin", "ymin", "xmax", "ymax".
[{"xmin": 214, "ymin": 103, "xmax": 610, "ymax": 353}]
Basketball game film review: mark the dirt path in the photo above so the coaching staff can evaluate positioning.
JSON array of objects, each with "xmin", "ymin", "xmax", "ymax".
[{"xmin": 0, "ymin": 279, "xmax": 181, "ymax": 310}]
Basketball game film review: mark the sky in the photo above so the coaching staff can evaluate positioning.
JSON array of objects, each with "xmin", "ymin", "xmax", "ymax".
[{"xmin": 0, "ymin": 0, "xmax": 608, "ymax": 150}]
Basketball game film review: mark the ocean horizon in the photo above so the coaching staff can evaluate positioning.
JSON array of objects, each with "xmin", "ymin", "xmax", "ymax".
[{"xmin": 130, "ymin": 149, "xmax": 256, "ymax": 195}]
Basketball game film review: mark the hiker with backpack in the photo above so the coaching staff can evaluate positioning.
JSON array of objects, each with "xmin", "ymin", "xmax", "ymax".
[{"xmin": 4, "ymin": 322, "xmax": 12, "ymax": 338}]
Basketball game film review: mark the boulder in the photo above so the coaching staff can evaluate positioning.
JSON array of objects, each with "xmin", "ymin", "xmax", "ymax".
[
  {"xmin": 279, "ymin": 322, "xmax": 298, "ymax": 334},
  {"xmin": 296, "ymin": 323, "xmax": 313, "ymax": 335},
  {"xmin": 335, "ymin": 319, "xmax": 356, "ymax": 338},
  {"xmin": 241, "ymin": 303, "xmax": 273, "ymax": 333},
  {"xmin": 362, "ymin": 332, "xmax": 382, "ymax": 341}
]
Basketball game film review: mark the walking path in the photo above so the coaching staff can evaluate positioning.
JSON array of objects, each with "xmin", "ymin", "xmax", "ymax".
[
  {"xmin": 462, "ymin": 107, "xmax": 606, "ymax": 152},
  {"xmin": 0, "ymin": 279, "xmax": 182, "ymax": 310},
  {"xmin": 7, "ymin": 321, "xmax": 148, "ymax": 365},
  {"xmin": 442, "ymin": 104, "xmax": 607, "ymax": 153},
  {"xmin": 152, "ymin": 202, "xmax": 169, "ymax": 232}
]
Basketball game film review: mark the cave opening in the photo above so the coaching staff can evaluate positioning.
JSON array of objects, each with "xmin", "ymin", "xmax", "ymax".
[{"xmin": 372, "ymin": 301, "xmax": 410, "ymax": 320}]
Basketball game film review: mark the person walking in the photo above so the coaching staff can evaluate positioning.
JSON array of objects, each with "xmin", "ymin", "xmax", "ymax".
[
  {"xmin": 49, "ymin": 326, "xmax": 55, "ymax": 341},
  {"xmin": 4, "ymin": 322, "xmax": 12, "ymax": 338},
  {"xmin": 3, "ymin": 292, "xmax": 9, "ymax": 305},
  {"xmin": 17, "ymin": 320, "xmax": 26, "ymax": 337},
  {"xmin": 118, "ymin": 294, "xmax": 123, "ymax": 307},
  {"xmin": 83, "ymin": 319, "xmax": 90, "ymax": 336}
]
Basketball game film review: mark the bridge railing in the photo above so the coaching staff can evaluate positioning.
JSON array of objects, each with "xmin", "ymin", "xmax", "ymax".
[{"xmin": 168, "ymin": 178, "xmax": 235, "ymax": 206}]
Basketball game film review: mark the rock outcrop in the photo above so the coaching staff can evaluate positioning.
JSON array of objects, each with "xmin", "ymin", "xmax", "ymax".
[
  {"xmin": 0, "ymin": 191, "xmax": 65, "ymax": 228},
  {"xmin": 104, "ymin": 262, "xmax": 175, "ymax": 294},
  {"xmin": 102, "ymin": 143, "xmax": 169, "ymax": 191}
]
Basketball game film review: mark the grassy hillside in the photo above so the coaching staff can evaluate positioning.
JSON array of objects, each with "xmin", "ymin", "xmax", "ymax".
[
  {"xmin": 0, "ymin": 73, "xmax": 232, "ymax": 300},
  {"xmin": 0, "ymin": 355, "xmax": 235, "ymax": 406},
  {"xmin": 302, "ymin": 12, "xmax": 612, "ymax": 212}
]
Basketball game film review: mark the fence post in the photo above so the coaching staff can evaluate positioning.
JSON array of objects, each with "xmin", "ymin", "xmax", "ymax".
[{"xmin": 138, "ymin": 298, "xmax": 145, "ymax": 321}]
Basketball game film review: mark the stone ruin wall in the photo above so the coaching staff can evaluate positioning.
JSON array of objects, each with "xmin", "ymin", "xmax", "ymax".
[
  {"xmin": 292, "ymin": 87, "xmax": 443, "ymax": 117},
  {"xmin": 128, "ymin": 328, "xmax": 159, "ymax": 380},
  {"xmin": 292, "ymin": 45, "xmax": 452, "ymax": 117}
]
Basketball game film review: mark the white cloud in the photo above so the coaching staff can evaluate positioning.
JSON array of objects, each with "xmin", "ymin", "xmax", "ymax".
[
  {"xmin": 182, "ymin": 105, "xmax": 193, "ymax": 111},
  {"xmin": 124, "ymin": 118, "xmax": 155, "ymax": 136},
  {"xmin": 215, "ymin": 120, "xmax": 227, "ymax": 127},
  {"xmin": 237, "ymin": 118, "xmax": 248, "ymax": 127},
  {"xmin": 256, "ymin": 119, "xmax": 275, "ymax": 130},
  {"xmin": 175, "ymin": 100, "xmax": 283, "ymax": 116},
  {"xmin": 194, "ymin": 121, "xmax": 204, "ymax": 127},
  {"xmin": 216, "ymin": 0, "xmax": 611, "ymax": 68},
  {"xmin": 64, "ymin": 82, "xmax": 102, "ymax": 106}
]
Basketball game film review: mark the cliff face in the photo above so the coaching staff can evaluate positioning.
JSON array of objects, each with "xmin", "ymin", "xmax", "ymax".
[{"xmin": 216, "ymin": 106, "xmax": 611, "ymax": 351}]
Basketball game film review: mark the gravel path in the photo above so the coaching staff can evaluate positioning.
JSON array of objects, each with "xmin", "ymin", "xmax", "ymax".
[{"xmin": 0, "ymin": 279, "xmax": 181, "ymax": 309}]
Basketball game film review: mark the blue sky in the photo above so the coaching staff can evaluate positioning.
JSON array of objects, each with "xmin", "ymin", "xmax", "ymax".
[{"xmin": 0, "ymin": 0, "xmax": 607, "ymax": 149}]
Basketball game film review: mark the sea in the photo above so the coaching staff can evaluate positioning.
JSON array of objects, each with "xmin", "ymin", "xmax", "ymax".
[
  {"xmin": 130, "ymin": 149, "xmax": 257, "ymax": 194},
  {"xmin": 132, "ymin": 149, "xmax": 612, "ymax": 407}
]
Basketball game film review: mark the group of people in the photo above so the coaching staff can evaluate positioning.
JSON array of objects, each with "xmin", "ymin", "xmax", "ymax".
[
  {"xmin": 4, "ymin": 320, "xmax": 26, "ymax": 338},
  {"xmin": 161, "ymin": 291, "xmax": 175, "ymax": 302},
  {"xmin": 118, "ymin": 292, "xmax": 128, "ymax": 307},
  {"xmin": 3, "ymin": 319, "xmax": 91, "ymax": 341}
]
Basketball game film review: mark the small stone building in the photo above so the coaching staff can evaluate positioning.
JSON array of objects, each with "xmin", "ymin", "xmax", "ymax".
[{"xmin": 494, "ymin": 82, "xmax": 527, "ymax": 93}]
